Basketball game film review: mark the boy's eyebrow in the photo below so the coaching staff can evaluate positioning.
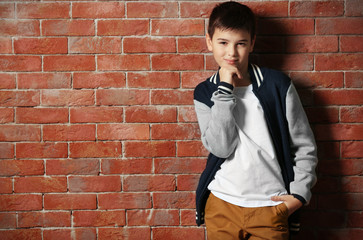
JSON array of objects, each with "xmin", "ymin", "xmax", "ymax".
[{"xmin": 217, "ymin": 38, "xmax": 249, "ymax": 42}]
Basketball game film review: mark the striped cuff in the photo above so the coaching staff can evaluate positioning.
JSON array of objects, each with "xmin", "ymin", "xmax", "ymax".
[{"xmin": 218, "ymin": 82, "xmax": 234, "ymax": 95}]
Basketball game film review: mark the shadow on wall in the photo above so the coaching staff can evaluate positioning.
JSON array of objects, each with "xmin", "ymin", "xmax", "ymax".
[{"xmin": 251, "ymin": 16, "xmax": 347, "ymax": 240}]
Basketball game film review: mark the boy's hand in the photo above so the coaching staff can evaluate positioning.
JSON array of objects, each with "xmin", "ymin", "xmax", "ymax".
[
  {"xmin": 271, "ymin": 195, "xmax": 303, "ymax": 216},
  {"xmin": 219, "ymin": 66, "xmax": 243, "ymax": 86}
]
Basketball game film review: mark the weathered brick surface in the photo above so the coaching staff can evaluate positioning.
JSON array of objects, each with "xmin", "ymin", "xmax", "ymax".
[{"xmin": 0, "ymin": 1, "xmax": 362, "ymax": 239}]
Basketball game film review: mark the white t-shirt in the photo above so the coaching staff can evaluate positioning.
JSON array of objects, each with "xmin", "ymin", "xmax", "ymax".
[{"xmin": 208, "ymin": 85, "xmax": 288, "ymax": 207}]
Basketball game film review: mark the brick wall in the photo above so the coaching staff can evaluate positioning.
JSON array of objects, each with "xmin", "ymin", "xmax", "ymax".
[{"xmin": 0, "ymin": 0, "xmax": 362, "ymax": 239}]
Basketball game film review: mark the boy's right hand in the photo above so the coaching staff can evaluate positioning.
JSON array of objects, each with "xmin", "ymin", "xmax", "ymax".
[{"xmin": 219, "ymin": 66, "xmax": 243, "ymax": 86}]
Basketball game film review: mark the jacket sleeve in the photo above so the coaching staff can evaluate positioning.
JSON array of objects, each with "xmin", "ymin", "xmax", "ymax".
[
  {"xmin": 285, "ymin": 83, "xmax": 318, "ymax": 204},
  {"xmin": 194, "ymin": 82, "xmax": 239, "ymax": 158}
]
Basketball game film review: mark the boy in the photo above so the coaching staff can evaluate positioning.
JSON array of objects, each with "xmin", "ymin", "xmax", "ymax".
[{"xmin": 194, "ymin": 2, "xmax": 318, "ymax": 239}]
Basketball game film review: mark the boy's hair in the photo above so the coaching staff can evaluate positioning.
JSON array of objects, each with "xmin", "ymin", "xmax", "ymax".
[{"xmin": 208, "ymin": 1, "xmax": 256, "ymax": 39}]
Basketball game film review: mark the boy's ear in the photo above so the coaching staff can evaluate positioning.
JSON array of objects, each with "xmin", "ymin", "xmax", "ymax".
[
  {"xmin": 250, "ymin": 35, "xmax": 256, "ymax": 53},
  {"xmin": 206, "ymin": 33, "xmax": 213, "ymax": 52}
]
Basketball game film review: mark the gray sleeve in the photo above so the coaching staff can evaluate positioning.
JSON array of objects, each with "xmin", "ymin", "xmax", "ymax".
[
  {"xmin": 194, "ymin": 91, "xmax": 238, "ymax": 158},
  {"xmin": 286, "ymin": 83, "xmax": 318, "ymax": 204}
]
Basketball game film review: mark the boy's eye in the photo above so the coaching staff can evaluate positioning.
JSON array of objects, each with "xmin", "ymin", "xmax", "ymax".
[
  {"xmin": 238, "ymin": 42, "xmax": 247, "ymax": 46},
  {"xmin": 218, "ymin": 42, "xmax": 227, "ymax": 45}
]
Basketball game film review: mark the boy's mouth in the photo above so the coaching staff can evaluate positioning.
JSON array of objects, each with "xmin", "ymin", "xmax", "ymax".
[{"xmin": 224, "ymin": 59, "xmax": 238, "ymax": 65}]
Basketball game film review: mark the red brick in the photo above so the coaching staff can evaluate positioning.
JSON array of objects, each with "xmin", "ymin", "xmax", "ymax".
[
  {"xmin": 98, "ymin": 55, "xmax": 149, "ymax": 71},
  {"xmin": 101, "ymin": 158, "xmax": 152, "ymax": 175},
  {"xmin": 206, "ymin": 54, "xmax": 219, "ymax": 70},
  {"xmin": 0, "ymin": 125, "xmax": 40, "ymax": 141},
  {"xmin": 178, "ymin": 106, "xmax": 198, "ymax": 123},
  {"xmin": 0, "ymin": 229, "xmax": 42, "ymax": 240},
  {"xmin": 177, "ymin": 140, "xmax": 209, "ymax": 157},
  {"xmin": 0, "ymin": 194, "xmax": 42, "ymax": 211},
  {"xmin": 152, "ymin": 54, "xmax": 204, "ymax": 70},
  {"xmin": 0, "ymin": 212, "xmax": 16, "ymax": 228},
  {"xmin": 0, "ymin": 108, "xmax": 13, "ymax": 123},
  {"xmin": 317, "ymin": 142, "xmax": 340, "ymax": 159},
  {"xmin": 152, "ymin": 123, "xmax": 200, "ymax": 140},
  {"xmin": 123, "ymin": 175, "xmax": 175, "ymax": 192},
  {"xmin": 153, "ymin": 227, "xmax": 205, "ymax": 240},
  {"xmin": 71, "ymin": 228, "xmax": 97, "ymax": 240},
  {"xmin": 125, "ymin": 141, "xmax": 175, "ymax": 157},
  {"xmin": 286, "ymin": 36, "xmax": 338, "ymax": 53},
  {"xmin": 73, "ymin": 2, "xmax": 125, "ymax": 18},
  {"xmin": 316, "ymin": 18, "xmax": 363, "ymax": 35},
  {"xmin": 128, "ymin": 72, "xmax": 179, "ymax": 88},
  {"xmin": 151, "ymin": 19, "xmax": 205, "ymax": 36},
  {"xmin": 300, "ymin": 210, "xmax": 346, "ymax": 228},
  {"xmin": 69, "ymin": 37, "xmax": 121, "ymax": 54},
  {"xmin": 317, "ymin": 229, "xmax": 363, "ymax": 240},
  {"xmin": 43, "ymin": 229, "xmax": 71, "ymax": 240},
  {"xmin": 180, "ymin": 2, "xmax": 215, "ymax": 18},
  {"xmin": 127, "ymin": 209, "xmax": 179, "ymax": 226},
  {"xmin": 342, "ymin": 141, "xmax": 363, "ymax": 158},
  {"xmin": 0, "ymin": 3, "xmax": 14, "ymax": 18},
  {"xmin": 151, "ymin": 89, "xmax": 194, "ymax": 105},
  {"xmin": 73, "ymin": 210, "xmax": 125, "ymax": 227},
  {"xmin": 313, "ymin": 89, "xmax": 363, "ymax": 105},
  {"xmin": 318, "ymin": 193, "xmax": 363, "ymax": 210},
  {"xmin": 125, "ymin": 106, "xmax": 177, "ymax": 123},
  {"xmin": 0, "ymin": 38, "xmax": 12, "ymax": 54},
  {"xmin": 258, "ymin": 19, "xmax": 314, "ymax": 35},
  {"xmin": 341, "ymin": 106, "xmax": 363, "ymax": 123},
  {"xmin": 290, "ymin": 72, "xmax": 343, "ymax": 89},
  {"xmin": 44, "ymin": 194, "xmax": 97, "ymax": 210},
  {"xmin": 0, "ymin": 178, "xmax": 12, "ymax": 193},
  {"xmin": 96, "ymin": 89, "xmax": 149, "ymax": 106},
  {"xmin": 70, "ymin": 107, "xmax": 123, "ymax": 123},
  {"xmin": 346, "ymin": 72, "xmax": 363, "ymax": 88},
  {"xmin": 16, "ymin": 107, "xmax": 68, "ymax": 123},
  {"xmin": 0, "ymin": 160, "xmax": 43, "ymax": 176},
  {"xmin": 154, "ymin": 158, "xmax": 206, "ymax": 174},
  {"xmin": 0, "ymin": 20, "xmax": 40, "ymax": 36},
  {"xmin": 254, "ymin": 36, "xmax": 285, "ymax": 53},
  {"xmin": 17, "ymin": 3, "xmax": 69, "ymax": 19},
  {"xmin": 252, "ymin": 54, "xmax": 314, "ymax": 71},
  {"xmin": 178, "ymin": 37, "xmax": 208, "ymax": 53},
  {"xmin": 342, "ymin": 176, "xmax": 363, "ymax": 193},
  {"xmin": 73, "ymin": 72, "xmax": 125, "ymax": 89},
  {"xmin": 181, "ymin": 71, "xmax": 214, "ymax": 89},
  {"xmin": 316, "ymin": 54, "xmax": 363, "ymax": 71},
  {"xmin": 153, "ymin": 192, "xmax": 194, "ymax": 209},
  {"xmin": 70, "ymin": 142, "xmax": 121, "ymax": 158},
  {"xmin": 98, "ymin": 227, "xmax": 150, "ymax": 240},
  {"xmin": 18, "ymin": 212, "xmax": 71, "ymax": 228},
  {"xmin": 42, "ymin": 20, "xmax": 94, "ymax": 36},
  {"xmin": 46, "ymin": 159, "xmax": 99, "ymax": 176},
  {"xmin": 290, "ymin": 1, "xmax": 344, "ymax": 17},
  {"xmin": 0, "ymin": 143, "xmax": 13, "ymax": 159},
  {"xmin": 127, "ymin": 2, "xmax": 178, "ymax": 18},
  {"xmin": 0, "ymin": 73, "xmax": 15, "ymax": 89},
  {"xmin": 69, "ymin": 176, "xmax": 121, "ymax": 192},
  {"xmin": 44, "ymin": 55, "xmax": 95, "ymax": 71},
  {"xmin": 98, "ymin": 124, "xmax": 149, "ymax": 140},
  {"xmin": 341, "ymin": 36, "xmax": 363, "ymax": 52},
  {"xmin": 247, "ymin": 1, "xmax": 289, "ymax": 17},
  {"xmin": 305, "ymin": 107, "xmax": 339, "ymax": 123},
  {"xmin": 124, "ymin": 37, "xmax": 176, "ymax": 53},
  {"xmin": 98, "ymin": 193, "xmax": 151, "ymax": 210},
  {"xmin": 318, "ymin": 159, "xmax": 363, "ymax": 176},
  {"xmin": 97, "ymin": 20, "xmax": 148, "ymax": 36},
  {"xmin": 314, "ymin": 124, "xmax": 363, "ymax": 141},
  {"xmin": 177, "ymin": 174, "xmax": 199, "ymax": 191},
  {"xmin": 18, "ymin": 73, "xmax": 71, "ymax": 89},
  {"xmin": 16, "ymin": 142, "xmax": 67, "ymax": 159},
  {"xmin": 41, "ymin": 89, "xmax": 94, "ymax": 106},
  {"xmin": 346, "ymin": 0, "xmax": 363, "ymax": 16},
  {"xmin": 14, "ymin": 176, "xmax": 67, "ymax": 193},
  {"xmin": 348, "ymin": 211, "xmax": 363, "ymax": 227},
  {"xmin": 0, "ymin": 56, "xmax": 41, "ymax": 71},
  {"xmin": 43, "ymin": 124, "xmax": 96, "ymax": 141},
  {"xmin": 181, "ymin": 209, "xmax": 196, "ymax": 226}
]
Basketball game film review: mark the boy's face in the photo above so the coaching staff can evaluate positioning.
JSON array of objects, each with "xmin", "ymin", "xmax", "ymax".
[{"xmin": 206, "ymin": 28, "xmax": 255, "ymax": 74}]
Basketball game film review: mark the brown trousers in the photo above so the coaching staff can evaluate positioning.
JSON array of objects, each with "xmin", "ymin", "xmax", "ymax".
[{"xmin": 205, "ymin": 193, "xmax": 289, "ymax": 240}]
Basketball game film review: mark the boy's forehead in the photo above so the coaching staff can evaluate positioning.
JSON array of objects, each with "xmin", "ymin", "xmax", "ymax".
[{"xmin": 212, "ymin": 28, "xmax": 251, "ymax": 39}]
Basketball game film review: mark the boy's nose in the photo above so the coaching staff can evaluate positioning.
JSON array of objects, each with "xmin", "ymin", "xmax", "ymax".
[{"xmin": 227, "ymin": 46, "xmax": 237, "ymax": 57}]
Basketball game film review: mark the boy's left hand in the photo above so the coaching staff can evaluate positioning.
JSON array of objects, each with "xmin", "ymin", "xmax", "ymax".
[{"xmin": 271, "ymin": 195, "xmax": 303, "ymax": 216}]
